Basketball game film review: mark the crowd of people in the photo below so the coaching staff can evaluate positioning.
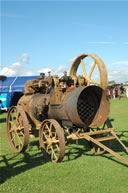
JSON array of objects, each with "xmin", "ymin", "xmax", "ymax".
[{"xmin": 107, "ymin": 87, "xmax": 122, "ymax": 99}]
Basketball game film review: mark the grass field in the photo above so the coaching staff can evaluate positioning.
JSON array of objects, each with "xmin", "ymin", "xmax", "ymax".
[{"xmin": 0, "ymin": 98, "xmax": 128, "ymax": 193}]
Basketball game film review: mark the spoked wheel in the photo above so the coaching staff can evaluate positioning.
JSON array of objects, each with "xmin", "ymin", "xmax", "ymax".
[
  {"xmin": 7, "ymin": 106, "xmax": 29, "ymax": 152},
  {"xmin": 39, "ymin": 119, "xmax": 65, "ymax": 163},
  {"xmin": 91, "ymin": 119, "xmax": 115, "ymax": 154},
  {"xmin": 69, "ymin": 54, "xmax": 108, "ymax": 90}
]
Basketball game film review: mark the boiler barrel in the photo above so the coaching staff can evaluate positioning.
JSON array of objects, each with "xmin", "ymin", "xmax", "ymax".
[{"xmin": 48, "ymin": 86, "xmax": 109, "ymax": 127}]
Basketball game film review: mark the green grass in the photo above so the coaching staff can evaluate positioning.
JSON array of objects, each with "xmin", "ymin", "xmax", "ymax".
[{"xmin": 0, "ymin": 98, "xmax": 128, "ymax": 193}]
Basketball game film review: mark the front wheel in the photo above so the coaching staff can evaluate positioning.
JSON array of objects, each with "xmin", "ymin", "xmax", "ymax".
[{"xmin": 39, "ymin": 119, "xmax": 65, "ymax": 163}]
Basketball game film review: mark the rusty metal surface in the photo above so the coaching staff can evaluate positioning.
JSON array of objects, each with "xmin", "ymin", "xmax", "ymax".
[
  {"xmin": 89, "ymin": 89, "xmax": 110, "ymax": 127},
  {"xmin": 48, "ymin": 85, "xmax": 109, "ymax": 127},
  {"xmin": 50, "ymin": 87, "xmax": 63, "ymax": 105},
  {"xmin": 66, "ymin": 126, "xmax": 128, "ymax": 164},
  {"xmin": 84, "ymin": 132, "xmax": 128, "ymax": 165},
  {"xmin": 18, "ymin": 93, "xmax": 50, "ymax": 127},
  {"xmin": 90, "ymin": 119, "xmax": 115, "ymax": 154}
]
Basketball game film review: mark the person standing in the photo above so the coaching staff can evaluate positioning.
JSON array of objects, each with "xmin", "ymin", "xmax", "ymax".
[
  {"xmin": 118, "ymin": 88, "xmax": 121, "ymax": 99},
  {"xmin": 113, "ymin": 88, "xmax": 116, "ymax": 99},
  {"xmin": 108, "ymin": 89, "xmax": 111, "ymax": 99},
  {"xmin": 126, "ymin": 88, "xmax": 128, "ymax": 98}
]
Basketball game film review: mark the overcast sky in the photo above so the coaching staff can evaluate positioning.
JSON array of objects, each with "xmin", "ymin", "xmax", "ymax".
[{"xmin": 1, "ymin": 0, "xmax": 128, "ymax": 83}]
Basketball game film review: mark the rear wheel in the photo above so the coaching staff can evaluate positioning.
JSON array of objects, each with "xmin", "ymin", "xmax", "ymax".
[{"xmin": 7, "ymin": 106, "xmax": 29, "ymax": 152}]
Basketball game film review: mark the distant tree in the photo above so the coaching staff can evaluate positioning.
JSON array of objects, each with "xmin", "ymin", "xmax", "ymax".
[{"xmin": 108, "ymin": 80, "xmax": 116, "ymax": 84}]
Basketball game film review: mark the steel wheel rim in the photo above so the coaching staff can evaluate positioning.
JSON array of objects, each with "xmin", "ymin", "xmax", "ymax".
[
  {"xmin": 69, "ymin": 54, "xmax": 108, "ymax": 91},
  {"xmin": 7, "ymin": 106, "xmax": 29, "ymax": 152},
  {"xmin": 40, "ymin": 119, "xmax": 65, "ymax": 163}
]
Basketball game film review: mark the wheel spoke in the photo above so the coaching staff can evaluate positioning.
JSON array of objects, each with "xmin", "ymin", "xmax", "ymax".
[
  {"xmin": 43, "ymin": 131, "xmax": 48, "ymax": 140},
  {"xmin": 56, "ymin": 143, "xmax": 59, "ymax": 152},
  {"xmin": 10, "ymin": 128, "xmax": 15, "ymax": 132},
  {"xmin": 88, "ymin": 61, "xmax": 96, "ymax": 78},
  {"xmin": 46, "ymin": 123, "xmax": 49, "ymax": 131},
  {"xmin": 81, "ymin": 59, "xmax": 88, "ymax": 78},
  {"xmin": 54, "ymin": 131, "xmax": 57, "ymax": 139},
  {"xmin": 13, "ymin": 111, "xmax": 17, "ymax": 122},
  {"xmin": 46, "ymin": 123, "xmax": 51, "ymax": 137},
  {"xmin": 15, "ymin": 132, "xmax": 24, "ymax": 146},
  {"xmin": 10, "ymin": 129, "xmax": 13, "ymax": 133},
  {"xmin": 18, "ymin": 142, "xmax": 23, "ymax": 150},
  {"xmin": 19, "ymin": 129, "xmax": 25, "ymax": 137},
  {"xmin": 20, "ymin": 126, "xmax": 25, "ymax": 130},
  {"xmin": 51, "ymin": 146, "xmax": 58, "ymax": 161},
  {"xmin": 49, "ymin": 123, "xmax": 53, "ymax": 138},
  {"xmin": 10, "ymin": 125, "xmax": 18, "ymax": 133},
  {"xmin": 46, "ymin": 144, "xmax": 50, "ymax": 152},
  {"xmin": 11, "ymin": 132, "xmax": 17, "ymax": 142},
  {"xmin": 16, "ymin": 117, "xmax": 21, "ymax": 126},
  {"xmin": 15, "ymin": 112, "xmax": 18, "ymax": 120},
  {"xmin": 12, "ymin": 112, "xmax": 16, "ymax": 119},
  {"xmin": 50, "ymin": 122, "xmax": 52, "ymax": 132},
  {"xmin": 9, "ymin": 114, "xmax": 13, "ymax": 122},
  {"xmin": 9, "ymin": 120, "xmax": 15, "ymax": 127}
]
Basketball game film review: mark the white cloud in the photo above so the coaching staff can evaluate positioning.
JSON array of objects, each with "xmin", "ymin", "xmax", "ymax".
[
  {"xmin": 88, "ymin": 41, "xmax": 113, "ymax": 45},
  {"xmin": 23, "ymin": 71, "xmax": 35, "ymax": 76},
  {"xmin": 108, "ymin": 68, "xmax": 128, "ymax": 83},
  {"xmin": 0, "ymin": 53, "xmax": 67, "ymax": 78},
  {"xmin": 21, "ymin": 53, "xmax": 29, "ymax": 64},
  {"xmin": 38, "ymin": 66, "xmax": 67, "ymax": 77},
  {"xmin": 111, "ymin": 61, "xmax": 128, "ymax": 65},
  {"xmin": 2, "ymin": 53, "xmax": 127, "ymax": 83},
  {"xmin": 0, "ymin": 62, "xmax": 23, "ymax": 76},
  {"xmin": 37, "ymin": 68, "xmax": 52, "ymax": 76},
  {"xmin": 54, "ymin": 66, "xmax": 67, "ymax": 75},
  {"xmin": 0, "ymin": 67, "xmax": 16, "ymax": 77},
  {"xmin": 0, "ymin": 53, "xmax": 29, "ymax": 77},
  {"xmin": 107, "ymin": 60, "xmax": 128, "ymax": 83}
]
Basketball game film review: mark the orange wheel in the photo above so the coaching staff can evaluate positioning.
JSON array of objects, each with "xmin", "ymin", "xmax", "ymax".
[
  {"xmin": 7, "ymin": 106, "xmax": 29, "ymax": 152},
  {"xmin": 69, "ymin": 54, "xmax": 108, "ymax": 90},
  {"xmin": 39, "ymin": 119, "xmax": 65, "ymax": 163}
]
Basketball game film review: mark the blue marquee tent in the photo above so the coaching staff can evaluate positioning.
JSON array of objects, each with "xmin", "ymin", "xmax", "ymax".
[{"xmin": 0, "ymin": 76, "xmax": 39, "ymax": 110}]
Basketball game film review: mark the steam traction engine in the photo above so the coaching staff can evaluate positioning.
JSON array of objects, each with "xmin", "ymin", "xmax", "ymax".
[{"xmin": 7, "ymin": 54, "xmax": 128, "ymax": 164}]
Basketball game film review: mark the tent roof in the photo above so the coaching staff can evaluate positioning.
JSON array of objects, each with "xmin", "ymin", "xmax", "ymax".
[{"xmin": 0, "ymin": 76, "xmax": 40, "ymax": 93}]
